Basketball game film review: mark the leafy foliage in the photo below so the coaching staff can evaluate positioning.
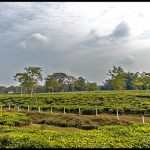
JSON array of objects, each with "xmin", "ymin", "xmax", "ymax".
[
  {"xmin": 0, "ymin": 110, "xmax": 31, "ymax": 126},
  {"xmin": 14, "ymin": 66, "xmax": 43, "ymax": 97},
  {"xmin": 0, "ymin": 90, "xmax": 150, "ymax": 115},
  {"xmin": 0, "ymin": 124, "xmax": 150, "ymax": 148}
]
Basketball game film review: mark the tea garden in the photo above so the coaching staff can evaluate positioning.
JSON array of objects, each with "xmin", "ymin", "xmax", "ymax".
[{"xmin": 0, "ymin": 90, "xmax": 150, "ymax": 148}]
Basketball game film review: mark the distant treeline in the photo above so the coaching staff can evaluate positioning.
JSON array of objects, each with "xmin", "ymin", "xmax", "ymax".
[
  {"xmin": 101, "ymin": 66, "xmax": 150, "ymax": 90},
  {"xmin": 0, "ymin": 66, "xmax": 150, "ymax": 94},
  {"xmin": 0, "ymin": 66, "xmax": 98, "ymax": 95}
]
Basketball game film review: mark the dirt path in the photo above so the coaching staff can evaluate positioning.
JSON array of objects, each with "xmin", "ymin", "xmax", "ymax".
[{"xmin": 19, "ymin": 123, "xmax": 82, "ymax": 132}]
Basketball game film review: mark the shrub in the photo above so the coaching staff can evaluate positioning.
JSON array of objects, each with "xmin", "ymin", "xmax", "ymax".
[
  {"xmin": 0, "ymin": 111, "xmax": 31, "ymax": 127},
  {"xmin": 82, "ymin": 108, "xmax": 96, "ymax": 115},
  {"xmin": 80, "ymin": 125, "xmax": 99, "ymax": 130}
]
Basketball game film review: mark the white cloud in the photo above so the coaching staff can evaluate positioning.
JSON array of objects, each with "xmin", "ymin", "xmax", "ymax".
[{"xmin": 30, "ymin": 33, "xmax": 49, "ymax": 43}]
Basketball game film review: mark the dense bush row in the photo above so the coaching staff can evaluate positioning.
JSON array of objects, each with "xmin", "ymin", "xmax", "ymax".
[
  {"xmin": 0, "ymin": 124, "xmax": 150, "ymax": 148},
  {"xmin": 0, "ymin": 90, "xmax": 150, "ymax": 115},
  {"xmin": 0, "ymin": 110, "xmax": 31, "ymax": 126}
]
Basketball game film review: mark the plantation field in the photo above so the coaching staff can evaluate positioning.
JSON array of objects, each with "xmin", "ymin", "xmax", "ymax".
[
  {"xmin": 0, "ymin": 90, "xmax": 150, "ymax": 115},
  {"xmin": 1, "ymin": 123, "xmax": 150, "ymax": 148},
  {"xmin": 0, "ymin": 90, "xmax": 150, "ymax": 148},
  {"xmin": 1, "ymin": 110, "xmax": 150, "ymax": 129},
  {"xmin": 1, "ymin": 109, "xmax": 150, "ymax": 148},
  {"xmin": 0, "ymin": 110, "xmax": 31, "ymax": 126}
]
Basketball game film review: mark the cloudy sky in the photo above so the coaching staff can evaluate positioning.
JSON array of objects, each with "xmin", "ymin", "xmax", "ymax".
[{"xmin": 1, "ymin": 2, "xmax": 150, "ymax": 86}]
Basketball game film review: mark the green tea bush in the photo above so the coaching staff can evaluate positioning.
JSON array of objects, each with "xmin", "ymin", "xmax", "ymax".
[
  {"xmin": 1, "ymin": 90, "xmax": 150, "ymax": 115},
  {"xmin": 109, "ymin": 108, "xmax": 124, "ymax": 114},
  {"xmin": 81, "ymin": 108, "xmax": 96, "ymax": 115},
  {"xmin": 0, "ymin": 110, "xmax": 31, "ymax": 126},
  {"xmin": 39, "ymin": 119, "xmax": 78, "ymax": 128},
  {"xmin": 0, "ymin": 124, "xmax": 150, "ymax": 148},
  {"xmin": 80, "ymin": 125, "xmax": 99, "ymax": 130}
]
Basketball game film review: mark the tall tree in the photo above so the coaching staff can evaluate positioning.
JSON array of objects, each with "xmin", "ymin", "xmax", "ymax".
[
  {"xmin": 46, "ymin": 73, "xmax": 77, "ymax": 92},
  {"xmin": 14, "ymin": 72, "xmax": 31, "ymax": 96},
  {"xmin": 34, "ymin": 85, "xmax": 47, "ymax": 93},
  {"xmin": 0, "ymin": 86, "xmax": 7, "ymax": 94},
  {"xmin": 74, "ymin": 77, "xmax": 87, "ymax": 91},
  {"xmin": 86, "ymin": 82, "xmax": 97, "ymax": 91},
  {"xmin": 24, "ymin": 67, "xmax": 43, "ymax": 97},
  {"xmin": 137, "ymin": 72, "xmax": 150, "ymax": 90},
  {"xmin": 101, "ymin": 79, "xmax": 113, "ymax": 90},
  {"xmin": 107, "ymin": 66, "xmax": 126, "ymax": 90},
  {"xmin": 125, "ymin": 72, "xmax": 139, "ymax": 90},
  {"xmin": 14, "ymin": 67, "xmax": 43, "ymax": 97},
  {"xmin": 45, "ymin": 75, "xmax": 61, "ymax": 92}
]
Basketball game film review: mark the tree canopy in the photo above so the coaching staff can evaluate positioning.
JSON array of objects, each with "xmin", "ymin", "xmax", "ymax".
[{"xmin": 0, "ymin": 65, "xmax": 149, "ymax": 94}]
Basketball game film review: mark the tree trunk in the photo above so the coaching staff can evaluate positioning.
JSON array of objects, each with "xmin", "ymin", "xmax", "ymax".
[
  {"xmin": 79, "ymin": 108, "xmax": 81, "ymax": 115},
  {"xmin": 21, "ymin": 86, "xmax": 23, "ymax": 96},
  {"xmin": 28, "ymin": 106, "xmax": 30, "ymax": 111},
  {"xmin": 117, "ymin": 109, "xmax": 119, "ymax": 120},
  {"xmin": 49, "ymin": 87, "xmax": 53, "ymax": 93},
  {"xmin": 64, "ymin": 107, "xmax": 65, "ymax": 114},
  {"xmin": 142, "ymin": 115, "xmax": 145, "ymax": 123},
  {"xmin": 31, "ymin": 86, "xmax": 34, "ymax": 97},
  {"xmin": 96, "ymin": 108, "xmax": 98, "ymax": 116}
]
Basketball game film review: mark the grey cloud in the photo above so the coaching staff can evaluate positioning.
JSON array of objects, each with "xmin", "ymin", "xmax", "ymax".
[
  {"xmin": 79, "ymin": 21, "xmax": 130, "ymax": 48},
  {"xmin": 119, "ymin": 55, "xmax": 136, "ymax": 66},
  {"xmin": 48, "ymin": 43, "xmax": 127, "ymax": 84},
  {"xmin": 18, "ymin": 41, "xmax": 26, "ymax": 49},
  {"xmin": 0, "ymin": 21, "xmax": 12, "ymax": 33},
  {"xmin": 110, "ymin": 22, "xmax": 130, "ymax": 39},
  {"xmin": 79, "ymin": 30, "xmax": 100, "ymax": 47},
  {"xmin": 116, "ymin": 49, "xmax": 150, "ymax": 74},
  {"xmin": 0, "ymin": 2, "xmax": 150, "ymax": 86}
]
